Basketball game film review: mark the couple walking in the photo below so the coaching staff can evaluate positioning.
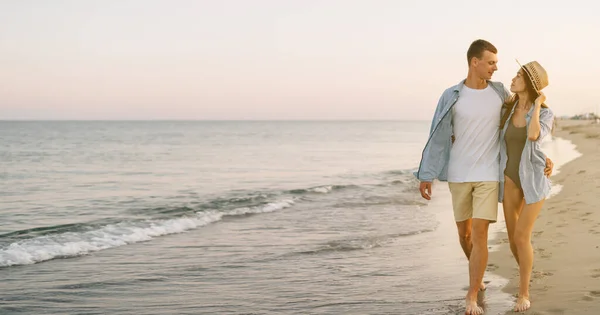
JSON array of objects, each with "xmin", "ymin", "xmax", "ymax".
[{"xmin": 414, "ymin": 39, "xmax": 555, "ymax": 314}]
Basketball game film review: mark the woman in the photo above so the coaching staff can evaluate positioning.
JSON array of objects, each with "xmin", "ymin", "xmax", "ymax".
[{"xmin": 498, "ymin": 60, "xmax": 554, "ymax": 312}]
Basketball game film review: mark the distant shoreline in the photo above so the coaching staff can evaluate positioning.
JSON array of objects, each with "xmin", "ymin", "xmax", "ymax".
[{"xmin": 0, "ymin": 119, "xmax": 430, "ymax": 122}]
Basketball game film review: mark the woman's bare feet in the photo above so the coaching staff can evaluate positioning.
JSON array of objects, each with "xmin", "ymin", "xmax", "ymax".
[{"xmin": 513, "ymin": 296, "xmax": 531, "ymax": 312}]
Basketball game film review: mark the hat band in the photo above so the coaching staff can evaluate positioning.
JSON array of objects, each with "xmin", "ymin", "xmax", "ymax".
[{"xmin": 521, "ymin": 66, "xmax": 540, "ymax": 91}]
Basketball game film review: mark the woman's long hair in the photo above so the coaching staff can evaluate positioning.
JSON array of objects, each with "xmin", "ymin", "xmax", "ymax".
[{"xmin": 499, "ymin": 69, "xmax": 548, "ymax": 130}]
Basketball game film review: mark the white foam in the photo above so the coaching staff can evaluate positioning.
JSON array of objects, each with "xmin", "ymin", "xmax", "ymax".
[
  {"xmin": 309, "ymin": 186, "xmax": 333, "ymax": 193},
  {"xmin": 538, "ymin": 136, "xmax": 579, "ymax": 200},
  {"xmin": 541, "ymin": 135, "xmax": 582, "ymax": 176},
  {"xmin": 0, "ymin": 199, "xmax": 294, "ymax": 267},
  {"xmin": 548, "ymin": 184, "xmax": 563, "ymax": 199},
  {"xmin": 228, "ymin": 199, "xmax": 294, "ymax": 215}
]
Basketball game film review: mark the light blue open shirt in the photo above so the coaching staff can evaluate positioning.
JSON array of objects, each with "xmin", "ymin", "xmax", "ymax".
[
  {"xmin": 413, "ymin": 79, "xmax": 510, "ymax": 182},
  {"xmin": 498, "ymin": 103, "xmax": 554, "ymax": 204}
]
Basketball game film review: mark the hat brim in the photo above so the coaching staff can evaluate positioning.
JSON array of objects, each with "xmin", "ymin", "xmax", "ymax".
[{"xmin": 516, "ymin": 59, "xmax": 540, "ymax": 93}]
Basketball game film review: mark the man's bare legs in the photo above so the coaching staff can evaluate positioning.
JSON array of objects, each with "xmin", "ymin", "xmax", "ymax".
[
  {"xmin": 456, "ymin": 219, "xmax": 473, "ymax": 257},
  {"xmin": 464, "ymin": 218, "xmax": 490, "ymax": 315},
  {"xmin": 512, "ymin": 199, "xmax": 544, "ymax": 312},
  {"xmin": 456, "ymin": 219, "xmax": 486, "ymax": 291},
  {"xmin": 502, "ymin": 176, "xmax": 525, "ymax": 265}
]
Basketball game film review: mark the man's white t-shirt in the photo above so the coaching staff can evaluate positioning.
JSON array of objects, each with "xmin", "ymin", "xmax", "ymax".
[{"xmin": 448, "ymin": 85, "xmax": 503, "ymax": 183}]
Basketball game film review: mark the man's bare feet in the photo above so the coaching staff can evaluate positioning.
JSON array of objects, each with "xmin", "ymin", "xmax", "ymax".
[
  {"xmin": 465, "ymin": 298, "xmax": 484, "ymax": 315},
  {"xmin": 514, "ymin": 296, "xmax": 530, "ymax": 312}
]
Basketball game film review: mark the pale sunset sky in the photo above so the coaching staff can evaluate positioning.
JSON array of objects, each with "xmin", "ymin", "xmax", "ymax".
[{"xmin": 1, "ymin": 0, "xmax": 598, "ymax": 120}]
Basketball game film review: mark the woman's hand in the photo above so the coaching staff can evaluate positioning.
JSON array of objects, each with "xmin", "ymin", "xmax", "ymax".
[{"xmin": 535, "ymin": 91, "xmax": 546, "ymax": 106}]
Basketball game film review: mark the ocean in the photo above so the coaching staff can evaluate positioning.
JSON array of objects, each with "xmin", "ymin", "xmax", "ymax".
[{"xmin": 0, "ymin": 121, "xmax": 578, "ymax": 314}]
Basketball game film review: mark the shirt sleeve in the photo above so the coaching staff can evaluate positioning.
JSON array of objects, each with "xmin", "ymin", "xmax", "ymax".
[{"xmin": 536, "ymin": 107, "xmax": 554, "ymax": 141}]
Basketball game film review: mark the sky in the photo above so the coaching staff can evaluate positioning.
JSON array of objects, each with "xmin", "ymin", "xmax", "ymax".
[{"xmin": 1, "ymin": 0, "xmax": 598, "ymax": 120}]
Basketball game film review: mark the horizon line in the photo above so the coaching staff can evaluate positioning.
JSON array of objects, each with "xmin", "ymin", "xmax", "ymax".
[{"xmin": 0, "ymin": 119, "xmax": 431, "ymax": 122}]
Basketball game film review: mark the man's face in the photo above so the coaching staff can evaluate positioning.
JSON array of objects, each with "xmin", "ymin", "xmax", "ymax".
[{"xmin": 473, "ymin": 50, "xmax": 498, "ymax": 80}]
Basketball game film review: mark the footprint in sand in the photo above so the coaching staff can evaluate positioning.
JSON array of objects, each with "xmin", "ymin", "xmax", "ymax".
[
  {"xmin": 593, "ymin": 291, "xmax": 600, "ymax": 297},
  {"xmin": 536, "ymin": 248, "xmax": 552, "ymax": 259},
  {"xmin": 533, "ymin": 231, "xmax": 544, "ymax": 237},
  {"xmin": 537, "ymin": 285, "xmax": 550, "ymax": 292},
  {"xmin": 591, "ymin": 269, "xmax": 600, "ymax": 279},
  {"xmin": 582, "ymin": 295, "xmax": 594, "ymax": 301},
  {"xmin": 486, "ymin": 263, "xmax": 498, "ymax": 272},
  {"xmin": 582, "ymin": 291, "xmax": 600, "ymax": 301},
  {"xmin": 500, "ymin": 238, "xmax": 509, "ymax": 244},
  {"xmin": 556, "ymin": 223, "xmax": 568, "ymax": 228},
  {"xmin": 532, "ymin": 270, "xmax": 554, "ymax": 279}
]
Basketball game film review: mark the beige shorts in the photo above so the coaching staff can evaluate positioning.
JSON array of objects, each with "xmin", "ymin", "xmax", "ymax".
[{"xmin": 448, "ymin": 181, "xmax": 499, "ymax": 223}]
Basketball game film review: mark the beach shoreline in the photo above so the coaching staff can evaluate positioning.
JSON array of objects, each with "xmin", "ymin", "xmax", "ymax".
[{"xmin": 489, "ymin": 119, "xmax": 600, "ymax": 314}]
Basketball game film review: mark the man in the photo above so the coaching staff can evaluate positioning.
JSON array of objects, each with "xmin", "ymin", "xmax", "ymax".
[{"xmin": 413, "ymin": 39, "xmax": 553, "ymax": 315}]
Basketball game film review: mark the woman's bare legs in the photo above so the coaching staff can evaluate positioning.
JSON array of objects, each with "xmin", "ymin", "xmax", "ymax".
[
  {"xmin": 513, "ymin": 198, "xmax": 545, "ymax": 312},
  {"xmin": 502, "ymin": 176, "xmax": 525, "ymax": 265}
]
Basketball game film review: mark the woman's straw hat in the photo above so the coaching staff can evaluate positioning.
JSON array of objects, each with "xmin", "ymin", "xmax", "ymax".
[{"xmin": 516, "ymin": 59, "xmax": 549, "ymax": 91}]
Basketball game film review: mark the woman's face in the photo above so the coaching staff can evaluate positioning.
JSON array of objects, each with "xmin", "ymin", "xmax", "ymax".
[{"xmin": 510, "ymin": 69, "xmax": 527, "ymax": 93}]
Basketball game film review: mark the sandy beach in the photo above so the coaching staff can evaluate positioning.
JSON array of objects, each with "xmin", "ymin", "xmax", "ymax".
[{"xmin": 489, "ymin": 119, "xmax": 600, "ymax": 314}]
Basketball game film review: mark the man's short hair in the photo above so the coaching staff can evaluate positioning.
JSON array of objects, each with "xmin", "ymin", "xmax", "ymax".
[{"xmin": 467, "ymin": 39, "xmax": 497, "ymax": 65}]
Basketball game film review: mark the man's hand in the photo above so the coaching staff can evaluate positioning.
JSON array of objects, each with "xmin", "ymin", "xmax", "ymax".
[
  {"xmin": 544, "ymin": 157, "xmax": 554, "ymax": 178},
  {"xmin": 419, "ymin": 181, "xmax": 432, "ymax": 200}
]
